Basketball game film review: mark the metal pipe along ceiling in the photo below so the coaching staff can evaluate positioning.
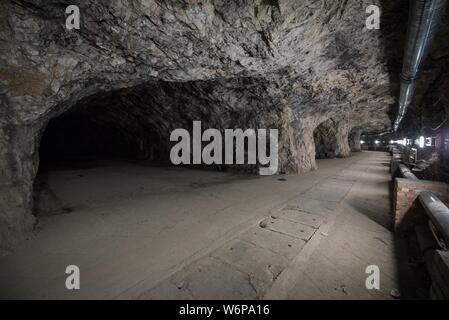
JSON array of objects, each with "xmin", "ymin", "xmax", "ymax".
[{"xmin": 393, "ymin": 0, "xmax": 448, "ymax": 132}]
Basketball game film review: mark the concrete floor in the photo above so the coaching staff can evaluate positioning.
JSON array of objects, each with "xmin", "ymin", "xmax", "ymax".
[{"xmin": 0, "ymin": 152, "xmax": 420, "ymax": 299}]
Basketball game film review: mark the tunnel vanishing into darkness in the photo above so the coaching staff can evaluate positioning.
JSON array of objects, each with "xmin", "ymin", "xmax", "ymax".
[
  {"xmin": 1, "ymin": 0, "xmax": 449, "ymax": 300},
  {"xmin": 39, "ymin": 105, "xmax": 163, "ymax": 166}
]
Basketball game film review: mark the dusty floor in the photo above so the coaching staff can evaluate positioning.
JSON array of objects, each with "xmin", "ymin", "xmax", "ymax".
[{"xmin": 0, "ymin": 152, "xmax": 422, "ymax": 299}]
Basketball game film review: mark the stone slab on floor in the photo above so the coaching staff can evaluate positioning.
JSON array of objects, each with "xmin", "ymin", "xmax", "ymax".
[
  {"xmin": 238, "ymin": 225, "xmax": 307, "ymax": 260},
  {"xmin": 212, "ymin": 239, "xmax": 289, "ymax": 285},
  {"xmin": 262, "ymin": 217, "xmax": 316, "ymax": 241},
  {"xmin": 316, "ymin": 179, "xmax": 354, "ymax": 190},
  {"xmin": 334, "ymin": 168, "xmax": 365, "ymax": 180},
  {"xmin": 1, "ymin": 152, "xmax": 407, "ymax": 299},
  {"xmin": 271, "ymin": 209, "xmax": 324, "ymax": 228},
  {"xmin": 137, "ymin": 256, "xmax": 264, "ymax": 299},
  {"xmin": 138, "ymin": 225, "xmax": 308, "ymax": 300}
]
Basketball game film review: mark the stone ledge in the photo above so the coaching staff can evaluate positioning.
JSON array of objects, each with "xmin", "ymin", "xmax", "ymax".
[{"xmin": 393, "ymin": 178, "xmax": 449, "ymax": 232}]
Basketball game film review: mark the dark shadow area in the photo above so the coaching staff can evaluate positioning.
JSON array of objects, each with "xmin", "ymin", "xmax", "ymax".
[
  {"xmin": 32, "ymin": 77, "xmax": 270, "ymax": 217},
  {"xmin": 394, "ymin": 199, "xmax": 433, "ymax": 299},
  {"xmin": 378, "ymin": 0, "xmax": 409, "ymax": 127},
  {"xmin": 34, "ymin": 88, "xmax": 169, "ymax": 217},
  {"xmin": 314, "ymin": 119, "xmax": 338, "ymax": 159},
  {"xmin": 39, "ymin": 95, "xmax": 165, "ymax": 171},
  {"xmin": 348, "ymin": 196, "xmax": 392, "ymax": 230}
]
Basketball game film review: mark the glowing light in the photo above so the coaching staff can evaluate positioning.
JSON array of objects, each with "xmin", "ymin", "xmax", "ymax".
[
  {"xmin": 374, "ymin": 140, "xmax": 380, "ymax": 145},
  {"xmin": 419, "ymin": 136, "xmax": 425, "ymax": 148},
  {"xmin": 402, "ymin": 138, "xmax": 406, "ymax": 146},
  {"xmin": 389, "ymin": 140, "xmax": 394, "ymax": 144},
  {"xmin": 360, "ymin": 140, "xmax": 365, "ymax": 144}
]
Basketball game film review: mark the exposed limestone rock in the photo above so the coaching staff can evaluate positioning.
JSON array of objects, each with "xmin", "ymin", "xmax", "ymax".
[
  {"xmin": 0, "ymin": 124, "xmax": 40, "ymax": 252},
  {"xmin": 314, "ymin": 119, "xmax": 338, "ymax": 159},
  {"xmin": 335, "ymin": 122, "xmax": 351, "ymax": 158},
  {"xmin": 349, "ymin": 129, "xmax": 363, "ymax": 152},
  {"xmin": 0, "ymin": 0, "xmax": 440, "ymax": 252},
  {"xmin": 314, "ymin": 118, "xmax": 351, "ymax": 159}
]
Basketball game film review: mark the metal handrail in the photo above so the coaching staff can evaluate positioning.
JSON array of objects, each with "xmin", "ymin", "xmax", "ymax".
[{"xmin": 419, "ymin": 191, "xmax": 449, "ymax": 249}]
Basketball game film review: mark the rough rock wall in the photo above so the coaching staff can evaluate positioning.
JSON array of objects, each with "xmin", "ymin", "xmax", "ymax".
[
  {"xmin": 0, "ymin": 0, "xmax": 399, "ymax": 252},
  {"xmin": 314, "ymin": 119, "xmax": 338, "ymax": 159},
  {"xmin": 314, "ymin": 118, "xmax": 351, "ymax": 159},
  {"xmin": 42, "ymin": 78, "xmax": 304, "ymax": 172},
  {"xmin": 0, "ymin": 125, "xmax": 40, "ymax": 252},
  {"xmin": 335, "ymin": 120, "xmax": 351, "ymax": 157},
  {"xmin": 349, "ymin": 129, "xmax": 363, "ymax": 152}
]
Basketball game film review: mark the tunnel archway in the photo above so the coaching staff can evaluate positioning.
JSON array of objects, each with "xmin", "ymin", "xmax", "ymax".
[
  {"xmin": 32, "ymin": 78, "xmax": 305, "ymax": 217},
  {"xmin": 34, "ymin": 87, "xmax": 170, "ymax": 217},
  {"xmin": 313, "ymin": 118, "xmax": 351, "ymax": 159},
  {"xmin": 314, "ymin": 119, "xmax": 339, "ymax": 159},
  {"xmin": 38, "ymin": 102, "xmax": 164, "ymax": 168}
]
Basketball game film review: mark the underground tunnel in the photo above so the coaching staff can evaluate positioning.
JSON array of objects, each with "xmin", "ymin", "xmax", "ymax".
[
  {"xmin": 1, "ymin": 0, "xmax": 449, "ymax": 303},
  {"xmin": 39, "ymin": 101, "xmax": 164, "ymax": 166}
]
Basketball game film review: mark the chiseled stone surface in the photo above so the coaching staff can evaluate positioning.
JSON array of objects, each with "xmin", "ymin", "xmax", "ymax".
[{"xmin": 1, "ymin": 0, "xmax": 448, "ymax": 252}]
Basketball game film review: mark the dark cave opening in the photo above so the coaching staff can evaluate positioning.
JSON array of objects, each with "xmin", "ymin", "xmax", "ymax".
[
  {"xmin": 38, "ymin": 90, "xmax": 168, "ymax": 171},
  {"xmin": 34, "ymin": 90, "xmax": 170, "ymax": 217},
  {"xmin": 313, "ymin": 119, "xmax": 338, "ymax": 159},
  {"xmin": 39, "ymin": 112, "xmax": 163, "ymax": 167}
]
